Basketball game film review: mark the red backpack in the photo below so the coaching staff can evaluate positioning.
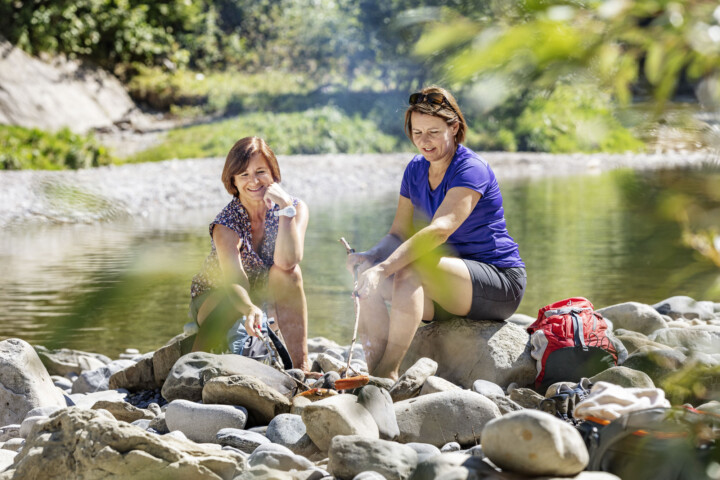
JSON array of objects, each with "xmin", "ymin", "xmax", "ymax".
[{"xmin": 527, "ymin": 297, "xmax": 624, "ymax": 391}]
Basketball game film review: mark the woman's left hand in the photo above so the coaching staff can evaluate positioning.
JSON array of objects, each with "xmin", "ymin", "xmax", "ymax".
[
  {"xmin": 264, "ymin": 183, "xmax": 293, "ymax": 210},
  {"xmin": 356, "ymin": 265, "xmax": 385, "ymax": 299}
]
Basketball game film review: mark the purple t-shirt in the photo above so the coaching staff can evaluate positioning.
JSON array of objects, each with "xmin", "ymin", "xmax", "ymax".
[{"xmin": 400, "ymin": 144, "xmax": 524, "ymax": 268}]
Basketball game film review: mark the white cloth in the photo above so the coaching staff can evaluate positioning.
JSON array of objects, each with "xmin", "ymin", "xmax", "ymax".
[{"xmin": 574, "ymin": 381, "xmax": 671, "ymax": 422}]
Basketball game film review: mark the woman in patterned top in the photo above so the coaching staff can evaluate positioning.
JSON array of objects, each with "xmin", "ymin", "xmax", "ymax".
[{"xmin": 190, "ymin": 136, "xmax": 309, "ymax": 370}]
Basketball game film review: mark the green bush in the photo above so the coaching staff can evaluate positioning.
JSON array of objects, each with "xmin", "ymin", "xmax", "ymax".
[
  {"xmin": 127, "ymin": 106, "xmax": 401, "ymax": 163},
  {"xmin": 0, "ymin": 126, "xmax": 114, "ymax": 170}
]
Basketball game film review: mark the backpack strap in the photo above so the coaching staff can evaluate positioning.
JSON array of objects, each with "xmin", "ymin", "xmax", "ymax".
[{"xmin": 571, "ymin": 311, "xmax": 588, "ymax": 350}]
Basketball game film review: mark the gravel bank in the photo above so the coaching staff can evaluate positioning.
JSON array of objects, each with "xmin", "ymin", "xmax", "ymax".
[{"xmin": 0, "ymin": 151, "xmax": 714, "ymax": 227}]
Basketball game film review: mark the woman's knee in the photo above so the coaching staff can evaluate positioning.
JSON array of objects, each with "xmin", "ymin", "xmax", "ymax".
[
  {"xmin": 269, "ymin": 264, "xmax": 303, "ymax": 289},
  {"xmin": 393, "ymin": 266, "xmax": 421, "ymax": 289}
]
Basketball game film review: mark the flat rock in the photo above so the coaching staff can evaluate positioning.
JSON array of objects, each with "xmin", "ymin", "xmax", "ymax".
[
  {"xmin": 0, "ymin": 338, "xmax": 67, "ymax": 426},
  {"xmin": 165, "ymin": 399, "xmax": 248, "ymax": 443},
  {"xmin": 401, "ymin": 318, "xmax": 535, "ymax": 389},
  {"xmin": 68, "ymin": 389, "xmax": 127, "ymax": 409},
  {"xmin": 91, "ymin": 400, "xmax": 155, "ymax": 423},
  {"xmin": 0, "ymin": 425, "xmax": 20, "ymax": 443},
  {"xmin": 481, "ymin": 409, "xmax": 589, "ymax": 476},
  {"xmin": 216, "ymin": 428, "xmax": 271, "ymax": 453},
  {"xmin": 0, "ymin": 407, "xmax": 245, "ymax": 479},
  {"xmin": 33, "ymin": 345, "xmax": 110, "ymax": 376},
  {"xmin": 390, "ymin": 358, "xmax": 438, "ymax": 402},
  {"xmin": 202, "ymin": 374, "xmax": 292, "ymax": 427},
  {"xmin": 302, "ymin": 393, "xmax": 379, "ymax": 451},
  {"xmin": 328, "ymin": 435, "xmax": 418, "ymax": 480},
  {"xmin": 394, "ymin": 390, "xmax": 501, "ymax": 447},
  {"xmin": 357, "ymin": 385, "xmax": 400, "ymax": 441},
  {"xmin": 597, "ymin": 302, "xmax": 668, "ymax": 335},
  {"xmin": 161, "ymin": 352, "xmax": 296, "ymax": 402}
]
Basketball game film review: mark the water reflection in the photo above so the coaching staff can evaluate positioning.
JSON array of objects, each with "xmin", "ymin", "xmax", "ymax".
[{"xmin": 0, "ymin": 168, "xmax": 717, "ymax": 358}]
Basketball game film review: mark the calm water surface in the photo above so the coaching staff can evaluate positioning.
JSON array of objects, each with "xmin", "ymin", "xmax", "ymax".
[{"xmin": 1, "ymin": 167, "xmax": 718, "ymax": 358}]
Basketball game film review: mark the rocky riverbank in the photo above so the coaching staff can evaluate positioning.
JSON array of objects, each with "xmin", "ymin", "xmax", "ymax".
[
  {"xmin": 1, "ymin": 295, "xmax": 719, "ymax": 479},
  {"xmin": 0, "ymin": 150, "xmax": 715, "ymax": 228}
]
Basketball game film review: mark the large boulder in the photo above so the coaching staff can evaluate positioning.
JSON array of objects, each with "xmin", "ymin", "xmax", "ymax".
[
  {"xmin": 34, "ymin": 345, "xmax": 110, "ymax": 376},
  {"xmin": 401, "ymin": 318, "xmax": 535, "ymax": 389},
  {"xmin": 0, "ymin": 408, "xmax": 245, "ymax": 479},
  {"xmin": 328, "ymin": 435, "xmax": 418, "ymax": 480},
  {"xmin": 481, "ymin": 409, "xmax": 589, "ymax": 476},
  {"xmin": 648, "ymin": 326, "xmax": 720, "ymax": 354},
  {"xmin": 394, "ymin": 390, "xmax": 501, "ymax": 447},
  {"xmin": 202, "ymin": 375, "xmax": 291, "ymax": 426},
  {"xmin": 0, "ymin": 338, "xmax": 67, "ymax": 426},
  {"xmin": 0, "ymin": 39, "xmax": 136, "ymax": 133},
  {"xmin": 161, "ymin": 352, "xmax": 297, "ymax": 402},
  {"xmin": 301, "ymin": 394, "xmax": 379, "ymax": 451},
  {"xmin": 597, "ymin": 302, "xmax": 667, "ymax": 335}
]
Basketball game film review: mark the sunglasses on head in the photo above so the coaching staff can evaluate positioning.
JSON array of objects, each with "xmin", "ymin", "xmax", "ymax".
[{"xmin": 409, "ymin": 92, "xmax": 458, "ymax": 116}]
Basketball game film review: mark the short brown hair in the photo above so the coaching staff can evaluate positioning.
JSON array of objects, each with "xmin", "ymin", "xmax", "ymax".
[
  {"xmin": 404, "ymin": 86, "xmax": 466, "ymax": 145},
  {"xmin": 221, "ymin": 137, "xmax": 281, "ymax": 197}
]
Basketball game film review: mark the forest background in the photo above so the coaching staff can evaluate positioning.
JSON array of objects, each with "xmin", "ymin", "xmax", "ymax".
[{"xmin": 1, "ymin": 0, "xmax": 719, "ymax": 170}]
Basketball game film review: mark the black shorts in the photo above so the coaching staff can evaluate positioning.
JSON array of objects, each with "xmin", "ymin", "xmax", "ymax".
[{"xmin": 433, "ymin": 261, "xmax": 526, "ymax": 322}]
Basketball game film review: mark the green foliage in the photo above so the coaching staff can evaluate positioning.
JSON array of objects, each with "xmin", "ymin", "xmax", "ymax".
[
  {"xmin": 126, "ymin": 106, "xmax": 401, "ymax": 163},
  {"xmin": 416, "ymin": 0, "xmax": 720, "ymax": 106},
  {"xmin": 515, "ymin": 83, "xmax": 644, "ymax": 153},
  {"xmin": 0, "ymin": 126, "xmax": 114, "ymax": 170},
  {"xmin": 662, "ymin": 364, "xmax": 720, "ymax": 405}
]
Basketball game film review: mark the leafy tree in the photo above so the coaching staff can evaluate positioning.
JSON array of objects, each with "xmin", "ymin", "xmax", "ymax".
[{"xmin": 414, "ymin": 0, "xmax": 720, "ymax": 107}]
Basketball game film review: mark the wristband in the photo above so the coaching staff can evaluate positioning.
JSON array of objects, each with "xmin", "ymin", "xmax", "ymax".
[{"xmin": 274, "ymin": 205, "xmax": 297, "ymax": 218}]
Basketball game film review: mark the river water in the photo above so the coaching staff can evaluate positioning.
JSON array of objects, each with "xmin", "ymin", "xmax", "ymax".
[{"xmin": 1, "ymin": 165, "xmax": 718, "ymax": 358}]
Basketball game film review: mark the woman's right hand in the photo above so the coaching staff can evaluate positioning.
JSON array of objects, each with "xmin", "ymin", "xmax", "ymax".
[
  {"xmin": 244, "ymin": 304, "xmax": 265, "ymax": 338},
  {"xmin": 346, "ymin": 252, "xmax": 375, "ymax": 276}
]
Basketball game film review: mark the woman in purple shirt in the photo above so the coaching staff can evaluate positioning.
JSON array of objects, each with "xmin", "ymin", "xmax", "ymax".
[{"xmin": 347, "ymin": 86, "xmax": 526, "ymax": 380}]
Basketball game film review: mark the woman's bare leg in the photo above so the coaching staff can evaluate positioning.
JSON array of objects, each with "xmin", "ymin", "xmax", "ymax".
[
  {"xmin": 268, "ymin": 264, "xmax": 309, "ymax": 371},
  {"xmin": 371, "ymin": 257, "xmax": 474, "ymax": 380},
  {"xmin": 371, "ymin": 266, "xmax": 425, "ymax": 380},
  {"xmin": 356, "ymin": 274, "xmax": 394, "ymax": 374},
  {"xmin": 192, "ymin": 291, "xmax": 236, "ymax": 353}
]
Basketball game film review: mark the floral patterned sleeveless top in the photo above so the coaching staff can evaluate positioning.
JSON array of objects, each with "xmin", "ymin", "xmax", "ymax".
[{"xmin": 190, "ymin": 196, "xmax": 299, "ymax": 298}]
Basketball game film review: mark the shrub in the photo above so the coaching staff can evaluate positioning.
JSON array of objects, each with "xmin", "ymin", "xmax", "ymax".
[{"xmin": 0, "ymin": 126, "xmax": 113, "ymax": 170}]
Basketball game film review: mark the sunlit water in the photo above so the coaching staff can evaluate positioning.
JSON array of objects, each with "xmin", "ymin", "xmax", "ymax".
[{"xmin": 1, "ymin": 167, "xmax": 718, "ymax": 358}]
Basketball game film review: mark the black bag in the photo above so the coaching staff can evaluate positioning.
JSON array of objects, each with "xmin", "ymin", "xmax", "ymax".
[{"xmin": 580, "ymin": 406, "xmax": 720, "ymax": 480}]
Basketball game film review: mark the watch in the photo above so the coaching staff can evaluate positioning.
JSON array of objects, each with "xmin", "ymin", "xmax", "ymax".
[{"xmin": 274, "ymin": 205, "xmax": 297, "ymax": 218}]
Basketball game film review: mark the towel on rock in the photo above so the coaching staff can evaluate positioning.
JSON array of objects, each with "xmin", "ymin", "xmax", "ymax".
[{"xmin": 573, "ymin": 381, "xmax": 670, "ymax": 422}]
